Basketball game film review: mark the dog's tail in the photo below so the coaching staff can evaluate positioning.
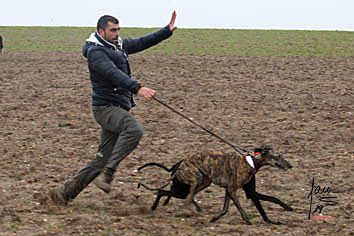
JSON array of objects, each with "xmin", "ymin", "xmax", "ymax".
[
  {"xmin": 138, "ymin": 162, "xmax": 170, "ymax": 172},
  {"xmin": 137, "ymin": 160, "xmax": 183, "ymax": 176},
  {"xmin": 137, "ymin": 160, "xmax": 183, "ymax": 191},
  {"xmin": 137, "ymin": 179, "xmax": 172, "ymax": 192}
]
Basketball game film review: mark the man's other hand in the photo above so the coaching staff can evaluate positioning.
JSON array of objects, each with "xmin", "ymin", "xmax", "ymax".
[{"xmin": 137, "ymin": 87, "xmax": 156, "ymax": 102}]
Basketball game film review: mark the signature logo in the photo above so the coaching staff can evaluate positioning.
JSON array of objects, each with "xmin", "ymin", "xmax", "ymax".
[{"xmin": 307, "ymin": 177, "xmax": 338, "ymax": 220}]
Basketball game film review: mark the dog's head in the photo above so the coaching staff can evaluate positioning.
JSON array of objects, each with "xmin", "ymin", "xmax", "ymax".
[{"xmin": 253, "ymin": 147, "xmax": 292, "ymax": 170}]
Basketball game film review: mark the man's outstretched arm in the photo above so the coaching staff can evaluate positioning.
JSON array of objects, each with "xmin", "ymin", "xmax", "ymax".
[{"xmin": 123, "ymin": 11, "xmax": 177, "ymax": 54}]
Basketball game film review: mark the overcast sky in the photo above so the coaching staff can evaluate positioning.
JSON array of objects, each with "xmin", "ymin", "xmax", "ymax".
[{"xmin": 1, "ymin": 0, "xmax": 353, "ymax": 30}]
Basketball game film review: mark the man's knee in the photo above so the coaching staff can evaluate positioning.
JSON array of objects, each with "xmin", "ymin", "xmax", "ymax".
[
  {"xmin": 121, "ymin": 113, "xmax": 143, "ymax": 140},
  {"xmin": 130, "ymin": 122, "xmax": 144, "ymax": 141}
]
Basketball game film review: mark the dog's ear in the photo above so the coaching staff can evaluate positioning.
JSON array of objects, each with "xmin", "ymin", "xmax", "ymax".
[
  {"xmin": 254, "ymin": 147, "xmax": 272, "ymax": 156},
  {"xmin": 254, "ymin": 148, "xmax": 263, "ymax": 156}
]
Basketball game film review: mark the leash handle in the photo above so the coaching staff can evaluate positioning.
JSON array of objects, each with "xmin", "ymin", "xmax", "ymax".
[{"xmin": 153, "ymin": 97, "xmax": 245, "ymax": 155}]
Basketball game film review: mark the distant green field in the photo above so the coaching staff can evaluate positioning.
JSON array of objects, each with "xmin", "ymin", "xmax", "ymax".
[{"xmin": 0, "ymin": 26, "xmax": 353, "ymax": 56}]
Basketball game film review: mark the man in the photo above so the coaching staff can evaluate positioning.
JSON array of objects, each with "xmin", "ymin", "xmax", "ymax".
[
  {"xmin": 0, "ymin": 34, "xmax": 3, "ymax": 53},
  {"xmin": 50, "ymin": 11, "xmax": 177, "ymax": 205}
]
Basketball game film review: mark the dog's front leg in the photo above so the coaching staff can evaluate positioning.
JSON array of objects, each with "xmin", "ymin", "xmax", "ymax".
[
  {"xmin": 191, "ymin": 177, "xmax": 212, "ymax": 213},
  {"xmin": 243, "ymin": 186, "xmax": 281, "ymax": 224},
  {"xmin": 243, "ymin": 177, "xmax": 292, "ymax": 225},
  {"xmin": 210, "ymin": 190, "xmax": 230, "ymax": 222},
  {"xmin": 162, "ymin": 195, "xmax": 172, "ymax": 206},
  {"xmin": 243, "ymin": 177, "xmax": 293, "ymax": 212},
  {"xmin": 253, "ymin": 192, "xmax": 293, "ymax": 212},
  {"xmin": 228, "ymin": 189, "xmax": 252, "ymax": 225}
]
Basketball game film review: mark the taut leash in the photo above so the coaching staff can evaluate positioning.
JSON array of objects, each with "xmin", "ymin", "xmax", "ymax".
[{"xmin": 153, "ymin": 97, "xmax": 246, "ymax": 155}]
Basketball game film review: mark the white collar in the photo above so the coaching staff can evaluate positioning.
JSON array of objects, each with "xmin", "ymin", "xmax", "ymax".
[
  {"xmin": 86, "ymin": 32, "xmax": 120, "ymax": 50},
  {"xmin": 246, "ymin": 155, "xmax": 255, "ymax": 169}
]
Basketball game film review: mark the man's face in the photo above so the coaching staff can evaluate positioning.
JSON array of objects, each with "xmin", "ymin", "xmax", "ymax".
[{"xmin": 99, "ymin": 21, "xmax": 120, "ymax": 45}]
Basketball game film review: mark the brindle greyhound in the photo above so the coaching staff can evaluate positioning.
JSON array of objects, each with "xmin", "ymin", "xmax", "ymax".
[{"xmin": 138, "ymin": 147, "xmax": 293, "ymax": 225}]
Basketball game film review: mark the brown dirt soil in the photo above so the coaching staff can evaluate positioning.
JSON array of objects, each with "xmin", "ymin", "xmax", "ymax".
[{"xmin": 0, "ymin": 52, "xmax": 354, "ymax": 236}]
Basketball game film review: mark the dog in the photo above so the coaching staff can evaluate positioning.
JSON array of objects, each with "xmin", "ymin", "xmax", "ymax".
[{"xmin": 138, "ymin": 147, "xmax": 293, "ymax": 225}]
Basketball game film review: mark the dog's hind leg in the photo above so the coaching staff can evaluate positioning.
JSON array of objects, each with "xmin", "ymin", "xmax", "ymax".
[
  {"xmin": 210, "ymin": 190, "xmax": 231, "ymax": 222},
  {"xmin": 191, "ymin": 199, "xmax": 201, "ymax": 212},
  {"xmin": 186, "ymin": 177, "xmax": 212, "ymax": 212},
  {"xmin": 162, "ymin": 195, "xmax": 172, "ymax": 206},
  {"xmin": 163, "ymin": 178, "xmax": 191, "ymax": 206},
  {"xmin": 184, "ymin": 182, "xmax": 202, "ymax": 213},
  {"xmin": 152, "ymin": 190, "xmax": 171, "ymax": 211},
  {"xmin": 228, "ymin": 188, "xmax": 251, "ymax": 225},
  {"xmin": 191, "ymin": 177, "xmax": 212, "ymax": 212}
]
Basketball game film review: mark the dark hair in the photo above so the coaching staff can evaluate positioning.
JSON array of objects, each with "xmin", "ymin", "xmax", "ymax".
[{"xmin": 97, "ymin": 15, "xmax": 119, "ymax": 31}]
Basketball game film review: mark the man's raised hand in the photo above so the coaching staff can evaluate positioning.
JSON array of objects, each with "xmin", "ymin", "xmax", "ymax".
[{"xmin": 169, "ymin": 11, "xmax": 177, "ymax": 32}]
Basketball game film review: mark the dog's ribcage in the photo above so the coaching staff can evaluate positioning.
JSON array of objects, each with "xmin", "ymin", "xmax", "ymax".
[{"xmin": 174, "ymin": 151, "xmax": 256, "ymax": 189}]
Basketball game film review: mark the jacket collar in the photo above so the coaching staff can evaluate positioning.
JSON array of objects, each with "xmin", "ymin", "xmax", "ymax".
[{"xmin": 86, "ymin": 32, "xmax": 118, "ymax": 50}]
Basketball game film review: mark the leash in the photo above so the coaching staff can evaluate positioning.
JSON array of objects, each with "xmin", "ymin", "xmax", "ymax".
[{"xmin": 153, "ymin": 97, "xmax": 246, "ymax": 155}]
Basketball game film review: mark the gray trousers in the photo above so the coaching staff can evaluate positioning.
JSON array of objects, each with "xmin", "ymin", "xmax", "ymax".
[{"xmin": 63, "ymin": 104, "xmax": 144, "ymax": 200}]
